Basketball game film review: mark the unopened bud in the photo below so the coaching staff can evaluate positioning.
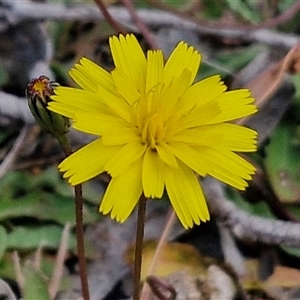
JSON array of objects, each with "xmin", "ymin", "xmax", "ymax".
[{"xmin": 26, "ymin": 76, "xmax": 70, "ymax": 141}]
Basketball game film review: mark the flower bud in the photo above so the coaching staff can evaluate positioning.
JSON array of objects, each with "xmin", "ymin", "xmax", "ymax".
[{"xmin": 26, "ymin": 76, "xmax": 70, "ymax": 141}]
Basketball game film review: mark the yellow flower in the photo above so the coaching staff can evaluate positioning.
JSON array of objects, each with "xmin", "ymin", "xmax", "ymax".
[{"xmin": 49, "ymin": 34, "xmax": 257, "ymax": 229}]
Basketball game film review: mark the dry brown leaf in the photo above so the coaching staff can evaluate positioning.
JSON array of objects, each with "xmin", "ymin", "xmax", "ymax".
[
  {"xmin": 249, "ymin": 44, "xmax": 300, "ymax": 106},
  {"xmin": 264, "ymin": 265, "xmax": 300, "ymax": 289},
  {"xmin": 237, "ymin": 43, "xmax": 300, "ymax": 125},
  {"xmin": 125, "ymin": 241, "xmax": 207, "ymax": 281}
]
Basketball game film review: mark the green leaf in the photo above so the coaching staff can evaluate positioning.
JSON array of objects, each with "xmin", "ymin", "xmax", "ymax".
[
  {"xmin": 226, "ymin": 188, "xmax": 274, "ymax": 218},
  {"xmin": 0, "ymin": 167, "xmax": 100, "ymax": 225},
  {"xmin": 225, "ymin": 0, "xmax": 261, "ymax": 23},
  {"xmin": 201, "ymin": 0, "xmax": 228, "ymax": 18},
  {"xmin": 6, "ymin": 225, "xmax": 76, "ymax": 250},
  {"xmin": 0, "ymin": 191, "xmax": 99, "ymax": 225},
  {"xmin": 0, "ymin": 226, "xmax": 7, "ymax": 261},
  {"xmin": 281, "ymin": 245, "xmax": 300, "ymax": 260},
  {"xmin": 265, "ymin": 108, "xmax": 300, "ymax": 203},
  {"xmin": 200, "ymin": 45, "xmax": 261, "ymax": 79},
  {"xmin": 278, "ymin": 0, "xmax": 297, "ymax": 12},
  {"xmin": 0, "ymin": 171, "xmax": 31, "ymax": 198},
  {"xmin": 22, "ymin": 265, "xmax": 50, "ymax": 300}
]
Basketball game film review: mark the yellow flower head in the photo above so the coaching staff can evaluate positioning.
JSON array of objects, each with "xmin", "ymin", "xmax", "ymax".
[{"xmin": 49, "ymin": 34, "xmax": 257, "ymax": 229}]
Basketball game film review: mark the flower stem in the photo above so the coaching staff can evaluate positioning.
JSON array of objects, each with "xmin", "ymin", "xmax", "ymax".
[
  {"xmin": 59, "ymin": 136, "xmax": 90, "ymax": 300},
  {"xmin": 133, "ymin": 195, "xmax": 147, "ymax": 300},
  {"xmin": 74, "ymin": 184, "xmax": 90, "ymax": 300}
]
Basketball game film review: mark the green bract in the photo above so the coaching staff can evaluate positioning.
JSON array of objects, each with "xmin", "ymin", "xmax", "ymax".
[{"xmin": 26, "ymin": 76, "xmax": 70, "ymax": 142}]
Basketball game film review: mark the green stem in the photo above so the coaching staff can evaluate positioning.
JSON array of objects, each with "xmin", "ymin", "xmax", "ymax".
[{"xmin": 133, "ymin": 196, "xmax": 147, "ymax": 300}]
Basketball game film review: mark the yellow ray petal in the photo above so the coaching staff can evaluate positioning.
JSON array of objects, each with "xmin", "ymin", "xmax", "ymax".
[
  {"xmin": 69, "ymin": 57, "xmax": 115, "ymax": 94},
  {"xmin": 72, "ymin": 112, "xmax": 132, "ymax": 137},
  {"xmin": 210, "ymin": 90, "xmax": 257, "ymax": 123},
  {"xmin": 59, "ymin": 139, "xmax": 120, "ymax": 185},
  {"xmin": 101, "ymin": 129, "xmax": 140, "ymax": 145},
  {"xmin": 179, "ymin": 75, "xmax": 226, "ymax": 114},
  {"xmin": 49, "ymin": 87, "xmax": 107, "ymax": 118},
  {"xmin": 109, "ymin": 34, "xmax": 147, "ymax": 95},
  {"xmin": 173, "ymin": 123, "xmax": 257, "ymax": 152},
  {"xmin": 177, "ymin": 87, "xmax": 256, "ymax": 130},
  {"xmin": 168, "ymin": 141, "xmax": 211, "ymax": 176},
  {"xmin": 163, "ymin": 42, "xmax": 200, "ymax": 86},
  {"xmin": 142, "ymin": 148, "xmax": 165, "ymax": 198},
  {"xmin": 105, "ymin": 141, "xmax": 147, "ymax": 176},
  {"xmin": 204, "ymin": 123, "xmax": 257, "ymax": 152},
  {"xmin": 160, "ymin": 69, "xmax": 192, "ymax": 117},
  {"xmin": 111, "ymin": 69, "xmax": 140, "ymax": 105},
  {"xmin": 164, "ymin": 161, "xmax": 210, "ymax": 229},
  {"xmin": 199, "ymin": 147, "xmax": 256, "ymax": 189},
  {"xmin": 100, "ymin": 159, "xmax": 143, "ymax": 222},
  {"xmin": 96, "ymin": 84, "xmax": 131, "ymax": 122},
  {"xmin": 146, "ymin": 50, "xmax": 164, "ymax": 94},
  {"xmin": 156, "ymin": 142, "xmax": 178, "ymax": 168},
  {"xmin": 177, "ymin": 100, "xmax": 222, "ymax": 130}
]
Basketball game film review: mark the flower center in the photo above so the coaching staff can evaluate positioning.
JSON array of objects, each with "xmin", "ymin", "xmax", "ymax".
[{"xmin": 141, "ymin": 112, "xmax": 165, "ymax": 149}]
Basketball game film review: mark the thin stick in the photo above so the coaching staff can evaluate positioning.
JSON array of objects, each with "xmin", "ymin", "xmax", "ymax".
[
  {"xmin": 94, "ymin": 0, "xmax": 126, "ymax": 34},
  {"xmin": 257, "ymin": 0, "xmax": 300, "ymax": 28},
  {"xmin": 49, "ymin": 223, "xmax": 71, "ymax": 299},
  {"xmin": 0, "ymin": 125, "xmax": 30, "ymax": 180},
  {"xmin": 12, "ymin": 251, "xmax": 24, "ymax": 290},
  {"xmin": 60, "ymin": 140, "xmax": 90, "ymax": 300},
  {"xmin": 133, "ymin": 196, "xmax": 147, "ymax": 300},
  {"xmin": 140, "ymin": 209, "xmax": 176, "ymax": 299},
  {"xmin": 121, "ymin": 0, "xmax": 158, "ymax": 49}
]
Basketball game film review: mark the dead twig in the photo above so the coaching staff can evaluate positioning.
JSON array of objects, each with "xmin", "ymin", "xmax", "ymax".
[
  {"xmin": 2, "ymin": 2, "xmax": 297, "ymax": 49},
  {"xmin": 0, "ymin": 125, "xmax": 30, "ymax": 179},
  {"xmin": 204, "ymin": 178, "xmax": 300, "ymax": 248},
  {"xmin": 48, "ymin": 223, "xmax": 71, "ymax": 300}
]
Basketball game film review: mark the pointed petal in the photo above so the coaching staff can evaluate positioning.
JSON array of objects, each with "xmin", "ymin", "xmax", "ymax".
[
  {"xmin": 168, "ymin": 141, "xmax": 211, "ymax": 176},
  {"xmin": 72, "ymin": 113, "xmax": 138, "ymax": 145},
  {"xmin": 96, "ymin": 84, "xmax": 131, "ymax": 122},
  {"xmin": 111, "ymin": 68, "xmax": 140, "ymax": 105},
  {"xmin": 164, "ymin": 161, "xmax": 210, "ymax": 229},
  {"xmin": 211, "ymin": 90, "xmax": 257, "ymax": 123},
  {"xmin": 100, "ymin": 159, "xmax": 143, "ymax": 222},
  {"xmin": 173, "ymin": 123, "xmax": 257, "ymax": 152},
  {"xmin": 160, "ymin": 69, "xmax": 192, "ymax": 117},
  {"xmin": 179, "ymin": 75, "xmax": 226, "ymax": 115},
  {"xmin": 146, "ymin": 50, "xmax": 164, "ymax": 94},
  {"xmin": 156, "ymin": 142, "xmax": 178, "ymax": 168},
  {"xmin": 142, "ymin": 148, "xmax": 164, "ymax": 198},
  {"xmin": 109, "ymin": 34, "xmax": 147, "ymax": 95},
  {"xmin": 59, "ymin": 139, "xmax": 119, "ymax": 185},
  {"xmin": 69, "ymin": 57, "xmax": 115, "ymax": 94},
  {"xmin": 176, "ymin": 100, "xmax": 222, "ymax": 130},
  {"xmin": 105, "ymin": 141, "xmax": 146, "ymax": 176},
  {"xmin": 49, "ymin": 87, "xmax": 107, "ymax": 118},
  {"xmin": 199, "ymin": 147, "xmax": 256, "ymax": 190},
  {"xmin": 163, "ymin": 42, "xmax": 200, "ymax": 86},
  {"xmin": 178, "ymin": 90, "xmax": 256, "ymax": 129}
]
